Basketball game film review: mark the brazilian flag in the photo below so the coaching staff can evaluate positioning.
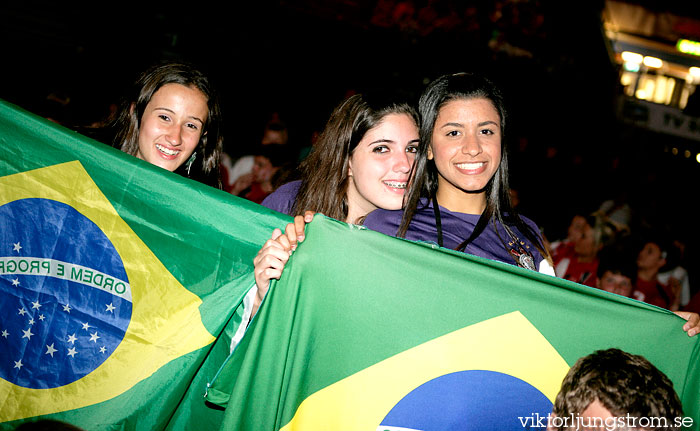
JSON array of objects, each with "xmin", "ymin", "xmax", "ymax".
[
  {"xmin": 0, "ymin": 99, "xmax": 289, "ymax": 430},
  {"xmin": 207, "ymin": 216, "xmax": 700, "ymax": 430}
]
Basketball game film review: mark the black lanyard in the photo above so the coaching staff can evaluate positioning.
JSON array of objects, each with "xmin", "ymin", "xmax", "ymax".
[
  {"xmin": 432, "ymin": 196, "xmax": 536, "ymax": 271},
  {"xmin": 432, "ymin": 196, "xmax": 444, "ymax": 248}
]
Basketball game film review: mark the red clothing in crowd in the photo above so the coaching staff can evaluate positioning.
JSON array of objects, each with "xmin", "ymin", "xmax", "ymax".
[
  {"xmin": 552, "ymin": 244, "xmax": 599, "ymax": 288},
  {"xmin": 632, "ymin": 278, "xmax": 672, "ymax": 309},
  {"xmin": 244, "ymin": 183, "xmax": 271, "ymax": 204},
  {"xmin": 557, "ymin": 258, "xmax": 599, "ymax": 288}
]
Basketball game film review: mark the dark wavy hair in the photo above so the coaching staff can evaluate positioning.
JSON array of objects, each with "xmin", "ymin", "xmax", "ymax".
[
  {"xmin": 552, "ymin": 348, "xmax": 682, "ymax": 428},
  {"xmin": 106, "ymin": 61, "xmax": 223, "ymax": 188},
  {"xmin": 398, "ymin": 72, "xmax": 548, "ymax": 260},
  {"xmin": 292, "ymin": 92, "xmax": 418, "ymax": 223}
]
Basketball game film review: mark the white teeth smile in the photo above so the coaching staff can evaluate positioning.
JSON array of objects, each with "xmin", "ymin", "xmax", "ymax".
[
  {"xmin": 384, "ymin": 181, "xmax": 407, "ymax": 189},
  {"xmin": 455, "ymin": 162, "xmax": 484, "ymax": 170},
  {"xmin": 156, "ymin": 144, "xmax": 180, "ymax": 156}
]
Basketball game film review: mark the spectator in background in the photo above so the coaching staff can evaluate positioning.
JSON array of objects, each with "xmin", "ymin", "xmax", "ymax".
[
  {"xmin": 633, "ymin": 236, "xmax": 680, "ymax": 311},
  {"xmin": 593, "ymin": 183, "xmax": 633, "ymax": 239},
  {"xmin": 222, "ymin": 118, "xmax": 291, "ymax": 194},
  {"xmin": 593, "ymin": 242, "xmax": 700, "ymax": 334},
  {"xmin": 548, "ymin": 212, "xmax": 587, "ymax": 258},
  {"xmin": 234, "ymin": 144, "xmax": 298, "ymax": 204},
  {"xmin": 548, "ymin": 348, "xmax": 683, "ymax": 430},
  {"xmin": 594, "ymin": 247, "xmax": 637, "ymax": 298},
  {"xmin": 657, "ymin": 238, "xmax": 692, "ymax": 310},
  {"xmin": 552, "ymin": 215, "xmax": 616, "ymax": 288}
]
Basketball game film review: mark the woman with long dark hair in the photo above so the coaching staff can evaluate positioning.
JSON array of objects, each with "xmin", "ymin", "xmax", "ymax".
[
  {"xmin": 262, "ymin": 92, "xmax": 419, "ymax": 223},
  {"xmin": 251, "ymin": 91, "xmax": 420, "ymax": 316},
  {"xmin": 106, "ymin": 61, "xmax": 223, "ymax": 188},
  {"xmin": 364, "ymin": 72, "xmax": 553, "ymax": 273}
]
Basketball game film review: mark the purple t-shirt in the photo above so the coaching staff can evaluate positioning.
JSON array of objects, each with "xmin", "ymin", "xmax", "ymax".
[
  {"xmin": 363, "ymin": 199, "xmax": 546, "ymax": 269},
  {"xmin": 261, "ymin": 180, "xmax": 301, "ymax": 215}
]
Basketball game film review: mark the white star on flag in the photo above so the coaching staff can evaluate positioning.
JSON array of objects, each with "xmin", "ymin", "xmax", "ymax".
[
  {"xmin": 99, "ymin": 346, "xmax": 107, "ymax": 353},
  {"xmin": 31, "ymin": 300, "xmax": 41, "ymax": 309},
  {"xmin": 63, "ymin": 304, "xmax": 71, "ymax": 313},
  {"xmin": 67, "ymin": 347, "xmax": 77, "ymax": 358},
  {"xmin": 89, "ymin": 332, "xmax": 100, "ymax": 342},
  {"xmin": 12, "ymin": 278, "xmax": 19, "ymax": 286},
  {"xmin": 14, "ymin": 360, "xmax": 23, "ymax": 369},
  {"xmin": 82, "ymin": 322, "xmax": 91, "ymax": 331},
  {"xmin": 38, "ymin": 314, "xmax": 45, "ymax": 321},
  {"xmin": 106, "ymin": 303, "xmax": 115, "ymax": 312},
  {"xmin": 28, "ymin": 318, "xmax": 35, "ymax": 325},
  {"xmin": 67, "ymin": 333, "xmax": 77, "ymax": 344},
  {"xmin": 1, "ymin": 329, "xmax": 9, "ymax": 338},
  {"xmin": 18, "ymin": 308, "xmax": 27, "ymax": 316},
  {"xmin": 12, "ymin": 242, "xmax": 22, "ymax": 253},
  {"xmin": 22, "ymin": 328, "xmax": 33, "ymax": 340},
  {"xmin": 46, "ymin": 343, "xmax": 57, "ymax": 357}
]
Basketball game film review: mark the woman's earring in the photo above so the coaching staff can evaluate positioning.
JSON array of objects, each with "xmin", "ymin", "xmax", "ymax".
[{"xmin": 186, "ymin": 152, "xmax": 197, "ymax": 176}]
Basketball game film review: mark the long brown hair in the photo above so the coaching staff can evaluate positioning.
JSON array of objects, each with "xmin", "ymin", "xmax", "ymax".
[
  {"xmin": 292, "ymin": 92, "xmax": 418, "ymax": 223},
  {"xmin": 106, "ymin": 61, "xmax": 223, "ymax": 188}
]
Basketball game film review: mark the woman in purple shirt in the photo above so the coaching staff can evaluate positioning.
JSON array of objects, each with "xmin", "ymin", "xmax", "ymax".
[
  {"xmin": 251, "ymin": 91, "xmax": 420, "ymax": 316},
  {"xmin": 363, "ymin": 72, "xmax": 553, "ymax": 274}
]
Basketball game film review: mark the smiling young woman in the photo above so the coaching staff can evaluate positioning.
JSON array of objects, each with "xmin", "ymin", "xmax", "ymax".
[
  {"xmin": 106, "ymin": 62, "xmax": 223, "ymax": 188},
  {"xmin": 260, "ymin": 92, "xmax": 420, "ymax": 224},
  {"xmin": 428, "ymin": 97, "xmax": 502, "ymax": 215},
  {"xmin": 343, "ymin": 112, "xmax": 418, "ymax": 223},
  {"xmin": 364, "ymin": 72, "xmax": 553, "ymax": 274},
  {"xmin": 135, "ymin": 83, "xmax": 209, "ymax": 173},
  {"xmin": 250, "ymin": 91, "xmax": 420, "ymax": 317}
]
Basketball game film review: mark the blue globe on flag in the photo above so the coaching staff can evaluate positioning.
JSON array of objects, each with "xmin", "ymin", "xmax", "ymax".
[
  {"xmin": 0, "ymin": 198, "xmax": 132, "ymax": 389},
  {"xmin": 379, "ymin": 370, "xmax": 553, "ymax": 431}
]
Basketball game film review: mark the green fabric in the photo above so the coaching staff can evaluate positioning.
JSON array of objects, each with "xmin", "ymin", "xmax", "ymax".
[
  {"xmin": 210, "ymin": 216, "xmax": 700, "ymax": 430},
  {"xmin": 2, "ymin": 98, "xmax": 699, "ymax": 430},
  {"xmin": 0, "ymin": 100, "xmax": 290, "ymax": 430}
]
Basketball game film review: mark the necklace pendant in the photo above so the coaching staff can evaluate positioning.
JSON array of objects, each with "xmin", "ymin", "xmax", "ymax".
[{"xmin": 519, "ymin": 253, "xmax": 536, "ymax": 271}]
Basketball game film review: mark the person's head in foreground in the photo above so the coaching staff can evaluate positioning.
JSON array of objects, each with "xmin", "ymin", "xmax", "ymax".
[{"xmin": 550, "ymin": 348, "xmax": 683, "ymax": 430}]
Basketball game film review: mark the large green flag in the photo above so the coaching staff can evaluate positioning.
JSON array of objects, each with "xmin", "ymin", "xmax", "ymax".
[
  {"xmin": 0, "ymin": 100, "xmax": 289, "ymax": 430},
  {"xmin": 208, "ymin": 216, "xmax": 700, "ymax": 430}
]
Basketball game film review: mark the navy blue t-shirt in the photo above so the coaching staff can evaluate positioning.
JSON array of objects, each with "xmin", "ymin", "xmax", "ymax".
[
  {"xmin": 363, "ymin": 199, "xmax": 547, "ymax": 270},
  {"xmin": 261, "ymin": 180, "xmax": 301, "ymax": 215}
]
